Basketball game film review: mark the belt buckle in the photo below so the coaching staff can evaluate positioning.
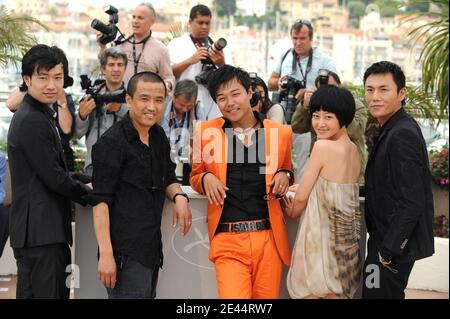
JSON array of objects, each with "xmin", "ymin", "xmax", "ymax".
[
  {"xmin": 248, "ymin": 221, "xmax": 257, "ymax": 232},
  {"xmin": 230, "ymin": 221, "xmax": 260, "ymax": 232},
  {"xmin": 231, "ymin": 222, "xmax": 244, "ymax": 232}
]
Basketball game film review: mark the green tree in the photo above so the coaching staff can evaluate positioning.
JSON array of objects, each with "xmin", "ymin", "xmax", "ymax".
[
  {"xmin": 348, "ymin": 1, "xmax": 366, "ymax": 19},
  {"xmin": 348, "ymin": 1, "xmax": 366, "ymax": 27},
  {"xmin": 406, "ymin": 0, "xmax": 449, "ymax": 118},
  {"xmin": 0, "ymin": 8, "xmax": 47, "ymax": 67},
  {"xmin": 214, "ymin": 0, "xmax": 236, "ymax": 17}
]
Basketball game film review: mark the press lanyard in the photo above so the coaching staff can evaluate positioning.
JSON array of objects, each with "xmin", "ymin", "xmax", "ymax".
[
  {"xmin": 292, "ymin": 48, "xmax": 313, "ymax": 86},
  {"xmin": 189, "ymin": 34, "xmax": 213, "ymax": 48},
  {"xmin": 169, "ymin": 104, "xmax": 189, "ymax": 145},
  {"xmin": 132, "ymin": 32, "xmax": 152, "ymax": 74}
]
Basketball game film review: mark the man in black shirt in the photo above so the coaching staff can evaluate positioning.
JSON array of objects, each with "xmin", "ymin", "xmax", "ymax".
[{"xmin": 91, "ymin": 71, "xmax": 192, "ymax": 299}]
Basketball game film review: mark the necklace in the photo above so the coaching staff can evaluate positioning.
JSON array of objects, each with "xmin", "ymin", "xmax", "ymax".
[{"xmin": 232, "ymin": 120, "xmax": 259, "ymax": 143}]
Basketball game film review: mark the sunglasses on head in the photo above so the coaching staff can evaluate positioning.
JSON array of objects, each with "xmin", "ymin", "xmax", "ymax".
[{"xmin": 293, "ymin": 19, "xmax": 312, "ymax": 27}]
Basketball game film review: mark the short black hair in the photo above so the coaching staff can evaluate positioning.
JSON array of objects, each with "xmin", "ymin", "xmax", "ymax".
[
  {"xmin": 127, "ymin": 71, "xmax": 167, "ymax": 98},
  {"xmin": 21, "ymin": 44, "xmax": 67, "ymax": 90},
  {"xmin": 309, "ymin": 85, "xmax": 356, "ymax": 128},
  {"xmin": 254, "ymin": 76, "xmax": 274, "ymax": 114},
  {"xmin": 207, "ymin": 65, "xmax": 251, "ymax": 103},
  {"xmin": 52, "ymin": 46, "xmax": 74, "ymax": 88},
  {"xmin": 363, "ymin": 61, "xmax": 406, "ymax": 105},
  {"xmin": 189, "ymin": 4, "xmax": 211, "ymax": 20}
]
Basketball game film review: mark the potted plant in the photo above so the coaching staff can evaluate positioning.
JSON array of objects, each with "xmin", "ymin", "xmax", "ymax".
[{"xmin": 429, "ymin": 143, "xmax": 449, "ymax": 223}]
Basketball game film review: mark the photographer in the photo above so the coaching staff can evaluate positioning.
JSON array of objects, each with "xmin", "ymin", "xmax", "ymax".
[
  {"xmin": 167, "ymin": 4, "xmax": 233, "ymax": 120},
  {"xmin": 75, "ymin": 47, "xmax": 128, "ymax": 176},
  {"xmin": 267, "ymin": 19, "xmax": 336, "ymax": 180},
  {"xmin": 160, "ymin": 80, "xmax": 205, "ymax": 185},
  {"xmin": 96, "ymin": 3, "xmax": 174, "ymax": 91},
  {"xmin": 268, "ymin": 19, "xmax": 336, "ymax": 101},
  {"xmin": 250, "ymin": 76, "xmax": 285, "ymax": 124},
  {"xmin": 291, "ymin": 70, "xmax": 368, "ymax": 182}
]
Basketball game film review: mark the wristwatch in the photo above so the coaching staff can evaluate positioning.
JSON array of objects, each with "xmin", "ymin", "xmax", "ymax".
[{"xmin": 173, "ymin": 192, "xmax": 190, "ymax": 203}]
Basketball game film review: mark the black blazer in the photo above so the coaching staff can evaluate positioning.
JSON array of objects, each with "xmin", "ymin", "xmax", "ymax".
[
  {"xmin": 365, "ymin": 107, "xmax": 434, "ymax": 263},
  {"xmin": 7, "ymin": 94, "xmax": 89, "ymax": 249}
]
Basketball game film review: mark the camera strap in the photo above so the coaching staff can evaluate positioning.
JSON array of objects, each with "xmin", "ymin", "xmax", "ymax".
[
  {"xmin": 292, "ymin": 48, "xmax": 313, "ymax": 87},
  {"xmin": 131, "ymin": 31, "xmax": 152, "ymax": 74},
  {"xmin": 189, "ymin": 34, "xmax": 213, "ymax": 48},
  {"xmin": 169, "ymin": 103, "xmax": 190, "ymax": 146}
]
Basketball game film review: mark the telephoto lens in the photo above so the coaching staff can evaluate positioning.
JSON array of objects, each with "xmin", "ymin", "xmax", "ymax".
[
  {"xmin": 212, "ymin": 38, "xmax": 227, "ymax": 51},
  {"xmin": 91, "ymin": 19, "xmax": 111, "ymax": 34}
]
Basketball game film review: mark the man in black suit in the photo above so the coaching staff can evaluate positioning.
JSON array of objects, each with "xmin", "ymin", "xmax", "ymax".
[
  {"xmin": 362, "ymin": 61, "xmax": 434, "ymax": 299},
  {"xmin": 7, "ymin": 45, "xmax": 91, "ymax": 299}
]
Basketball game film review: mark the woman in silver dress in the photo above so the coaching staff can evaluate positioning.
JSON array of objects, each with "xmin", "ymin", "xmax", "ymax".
[{"xmin": 283, "ymin": 85, "xmax": 362, "ymax": 299}]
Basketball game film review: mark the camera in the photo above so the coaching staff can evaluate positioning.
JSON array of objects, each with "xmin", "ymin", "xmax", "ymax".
[
  {"xmin": 318, "ymin": 69, "xmax": 330, "ymax": 86},
  {"xmin": 80, "ymin": 74, "xmax": 126, "ymax": 118},
  {"xmin": 279, "ymin": 76, "xmax": 305, "ymax": 124},
  {"xmin": 203, "ymin": 38, "xmax": 227, "ymax": 63},
  {"xmin": 249, "ymin": 72, "xmax": 261, "ymax": 108},
  {"xmin": 91, "ymin": 5, "xmax": 119, "ymax": 45},
  {"xmin": 195, "ymin": 38, "xmax": 227, "ymax": 85}
]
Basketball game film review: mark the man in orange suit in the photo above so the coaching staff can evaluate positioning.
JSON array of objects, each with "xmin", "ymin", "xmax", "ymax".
[{"xmin": 190, "ymin": 65, "xmax": 294, "ymax": 298}]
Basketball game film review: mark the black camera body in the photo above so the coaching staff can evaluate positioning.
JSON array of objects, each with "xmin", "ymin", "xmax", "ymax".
[
  {"xmin": 249, "ymin": 72, "xmax": 261, "ymax": 108},
  {"xmin": 280, "ymin": 75, "xmax": 305, "ymax": 124},
  {"xmin": 195, "ymin": 38, "xmax": 227, "ymax": 85},
  {"xmin": 80, "ymin": 74, "xmax": 126, "ymax": 118},
  {"xmin": 318, "ymin": 69, "xmax": 329, "ymax": 86},
  {"xmin": 91, "ymin": 5, "xmax": 119, "ymax": 45},
  {"xmin": 281, "ymin": 75, "xmax": 304, "ymax": 93}
]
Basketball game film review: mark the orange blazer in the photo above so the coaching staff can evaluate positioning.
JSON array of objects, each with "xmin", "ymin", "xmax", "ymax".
[{"xmin": 190, "ymin": 117, "xmax": 293, "ymax": 266}]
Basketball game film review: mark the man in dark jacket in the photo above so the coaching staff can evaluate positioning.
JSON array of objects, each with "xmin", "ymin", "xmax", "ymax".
[
  {"xmin": 363, "ymin": 61, "xmax": 434, "ymax": 299},
  {"xmin": 7, "ymin": 45, "xmax": 91, "ymax": 298}
]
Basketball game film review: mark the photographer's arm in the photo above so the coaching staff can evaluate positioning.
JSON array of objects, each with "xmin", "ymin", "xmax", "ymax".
[
  {"xmin": 294, "ymin": 88, "xmax": 308, "ymax": 102},
  {"xmin": 56, "ymin": 91, "xmax": 72, "ymax": 135},
  {"xmin": 291, "ymin": 101, "xmax": 311, "ymax": 134},
  {"xmin": 172, "ymin": 47, "xmax": 209, "ymax": 78},
  {"xmin": 209, "ymin": 49, "xmax": 225, "ymax": 67},
  {"xmin": 6, "ymin": 87, "xmax": 26, "ymax": 112},
  {"xmin": 347, "ymin": 99, "xmax": 367, "ymax": 143},
  {"xmin": 74, "ymin": 96, "xmax": 96, "ymax": 139},
  {"xmin": 96, "ymin": 32, "xmax": 107, "ymax": 52},
  {"xmin": 268, "ymin": 72, "xmax": 283, "ymax": 91},
  {"xmin": 78, "ymin": 95, "xmax": 96, "ymax": 121}
]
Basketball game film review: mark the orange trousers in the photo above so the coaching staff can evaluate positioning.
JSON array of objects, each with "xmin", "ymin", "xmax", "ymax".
[{"xmin": 209, "ymin": 229, "xmax": 283, "ymax": 299}]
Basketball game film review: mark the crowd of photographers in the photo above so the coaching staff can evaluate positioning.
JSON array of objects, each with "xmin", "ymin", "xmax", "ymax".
[
  {"xmin": 4, "ymin": 3, "xmax": 361, "ymax": 184},
  {"xmin": 2, "ymin": 0, "xmax": 364, "ymax": 265},
  {"xmin": 5, "ymin": 2, "xmax": 432, "ymax": 301}
]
